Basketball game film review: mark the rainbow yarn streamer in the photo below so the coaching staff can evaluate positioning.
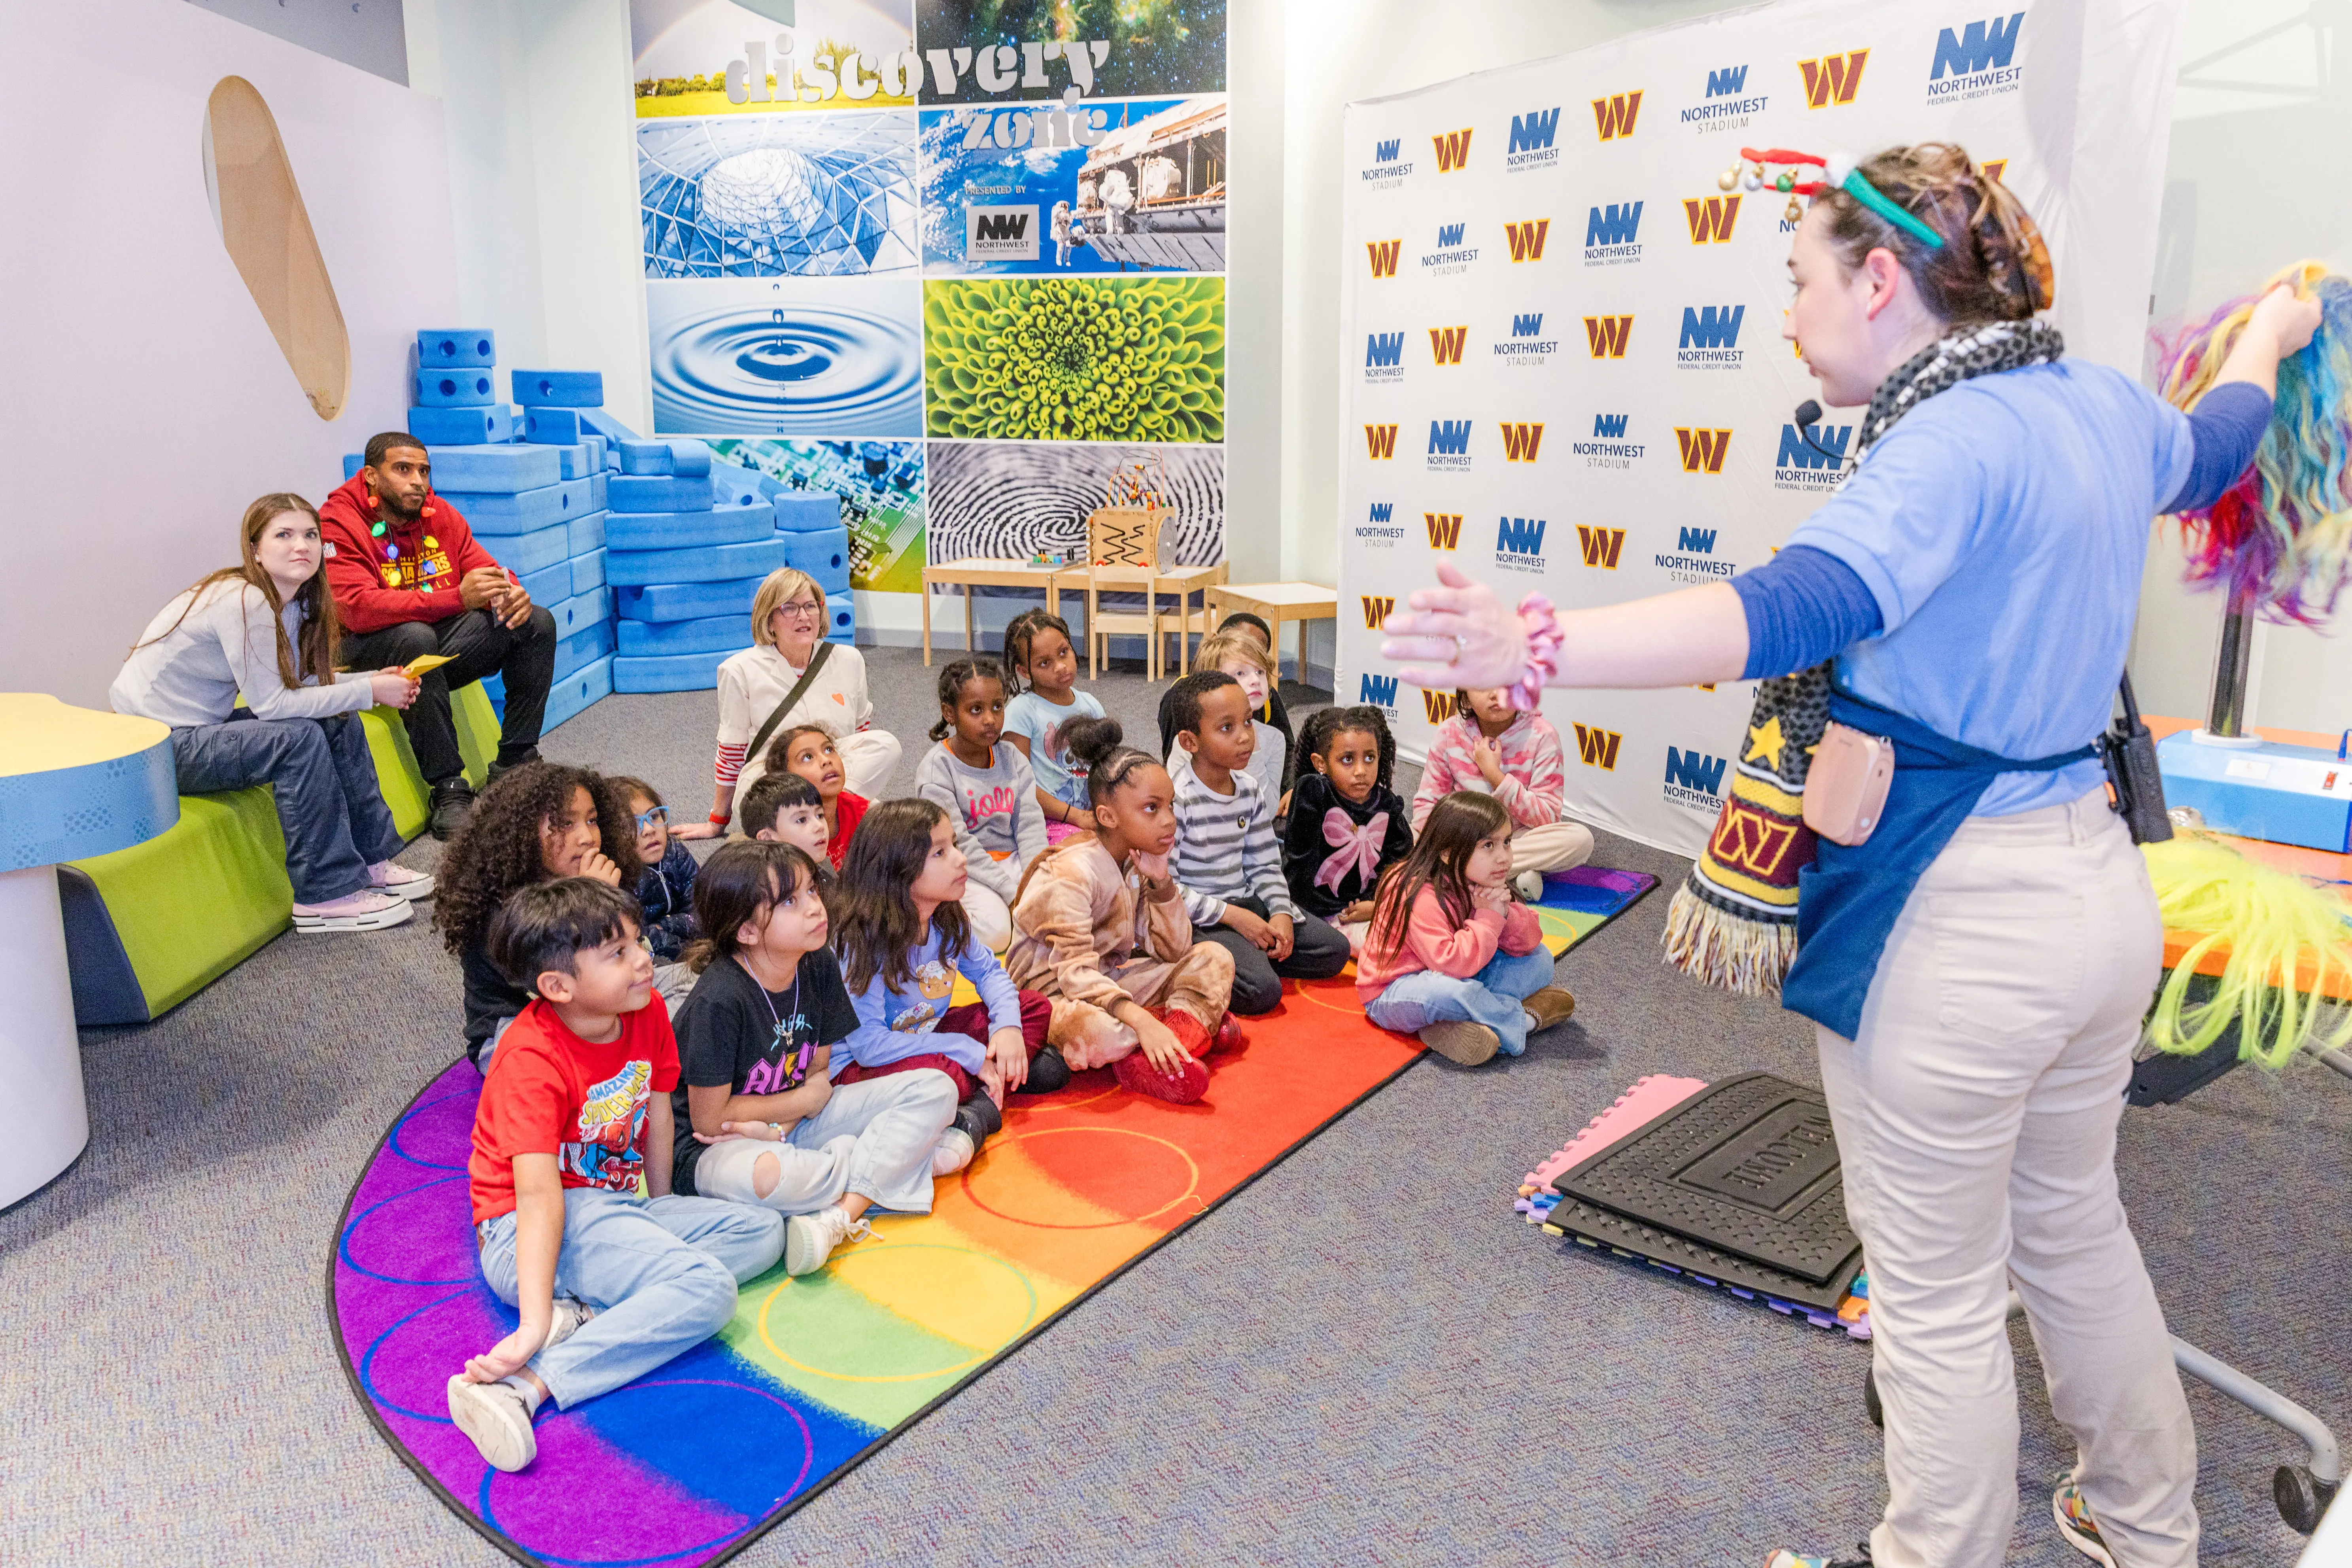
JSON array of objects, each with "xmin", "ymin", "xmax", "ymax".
[
  {"xmin": 2155, "ymin": 261, "xmax": 2352, "ymax": 624},
  {"xmin": 2142, "ymin": 833, "xmax": 2352, "ymax": 1067}
]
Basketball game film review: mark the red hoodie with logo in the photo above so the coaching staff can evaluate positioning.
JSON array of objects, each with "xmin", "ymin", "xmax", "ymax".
[{"xmin": 319, "ymin": 472, "xmax": 503, "ymax": 635}]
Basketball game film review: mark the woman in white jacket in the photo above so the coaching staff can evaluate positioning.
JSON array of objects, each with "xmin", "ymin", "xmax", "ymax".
[{"xmin": 112, "ymin": 494, "xmax": 430, "ymax": 931}]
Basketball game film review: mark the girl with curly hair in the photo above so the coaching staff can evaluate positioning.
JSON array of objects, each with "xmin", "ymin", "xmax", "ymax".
[{"xmin": 435, "ymin": 762, "xmax": 643, "ymax": 1069}]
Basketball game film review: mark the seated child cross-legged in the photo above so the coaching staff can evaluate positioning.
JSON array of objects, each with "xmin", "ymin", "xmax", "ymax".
[
  {"xmin": 1282, "ymin": 706, "xmax": 1413, "ymax": 955},
  {"xmin": 830, "ymin": 799, "xmax": 1068, "ymax": 1176},
  {"xmin": 1001, "ymin": 609, "xmax": 1105, "ymax": 845},
  {"xmin": 448, "ymin": 878, "xmax": 785, "ymax": 1475},
  {"xmin": 765, "ymin": 724, "xmax": 868, "ymax": 872},
  {"xmin": 1409, "ymin": 686, "xmax": 1593, "ymax": 898},
  {"xmin": 1356, "ymin": 794, "xmax": 1577, "ymax": 1065},
  {"xmin": 671, "ymin": 840, "xmax": 958, "ymax": 1275},
  {"xmin": 1166, "ymin": 671, "xmax": 1350, "ymax": 1014},
  {"xmin": 913, "ymin": 657, "xmax": 1046, "ymax": 954},
  {"xmin": 613, "ymin": 775, "xmax": 699, "ymax": 963},
  {"xmin": 1005, "ymin": 719, "xmax": 1242, "ymax": 1105},
  {"xmin": 737, "ymin": 770, "xmax": 832, "ymax": 864}
]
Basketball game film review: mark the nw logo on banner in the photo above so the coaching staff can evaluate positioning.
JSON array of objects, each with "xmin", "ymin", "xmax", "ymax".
[
  {"xmin": 1800, "ymin": 49, "xmax": 1870, "ymax": 107},
  {"xmin": 1429, "ymin": 327, "xmax": 1467, "ymax": 365},
  {"xmin": 1499, "ymin": 422, "xmax": 1544, "ymax": 461},
  {"xmin": 1505, "ymin": 219, "xmax": 1551, "ymax": 261},
  {"xmin": 1666, "ymin": 747, "xmax": 1729, "ymax": 794},
  {"xmin": 1369, "ymin": 502, "xmax": 1393, "ymax": 521},
  {"xmin": 1428, "ymin": 420, "xmax": 1473, "ymax": 455},
  {"xmin": 1497, "ymin": 515, "xmax": 1547, "ymax": 555},
  {"xmin": 1676, "ymin": 427, "xmax": 1732, "ymax": 472},
  {"xmin": 1680, "ymin": 305, "xmax": 1743, "ymax": 347},
  {"xmin": 1437, "ymin": 221, "xmax": 1467, "ymax": 248},
  {"xmin": 1583, "ymin": 315, "xmax": 1634, "ymax": 357},
  {"xmin": 1423, "ymin": 690, "xmax": 1459, "ymax": 723},
  {"xmin": 1360, "ymin": 673, "xmax": 1398, "ymax": 708},
  {"xmin": 1573, "ymin": 724, "xmax": 1624, "ymax": 770},
  {"xmin": 1777, "ymin": 422, "xmax": 1854, "ymax": 469},
  {"xmin": 1575, "ymin": 524, "xmax": 1626, "ymax": 568},
  {"xmin": 1364, "ymin": 424, "xmax": 1398, "ymax": 459},
  {"xmin": 1507, "ymin": 109, "xmax": 1562, "ymax": 170},
  {"xmin": 1360, "ymin": 596, "xmax": 1394, "ymax": 629},
  {"xmin": 1933, "ymin": 13, "xmax": 2024, "ymax": 79},
  {"xmin": 1592, "ymin": 91, "xmax": 1643, "ymax": 139},
  {"xmin": 1374, "ymin": 138, "xmax": 1401, "ymax": 162},
  {"xmin": 1594, "ymin": 413, "xmax": 1629, "ymax": 437},
  {"xmin": 1684, "ymin": 195, "xmax": 1741, "ymax": 243},
  {"xmin": 1366, "ymin": 240, "xmax": 1401, "ymax": 278},
  {"xmin": 1707, "ymin": 65, "xmax": 1749, "ymax": 95},
  {"xmin": 1679, "ymin": 526, "xmax": 1717, "ymax": 552},
  {"xmin": 1425, "ymin": 512, "xmax": 1462, "ymax": 549},
  {"xmin": 1365, "ymin": 332, "xmax": 1405, "ymax": 367},
  {"xmin": 1514, "ymin": 313, "xmax": 1545, "ymax": 337},
  {"xmin": 1585, "ymin": 203, "xmax": 1643, "ymax": 247},
  {"xmin": 1431, "ymin": 128, "xmax": 1473, "ymax": 170}
]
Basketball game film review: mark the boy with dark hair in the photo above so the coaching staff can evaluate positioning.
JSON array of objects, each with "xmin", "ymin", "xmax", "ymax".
[
  {"xmin": 1166, "ymin": 671, "xmax": 1350, "ymax": 1014},
  {"xmin": 448, "ymin": 878, "xmax": 784, "ymax": 1474},
  {"xmin": 737, "ymin": 771, "xmax": 830, "ymax": 863}
]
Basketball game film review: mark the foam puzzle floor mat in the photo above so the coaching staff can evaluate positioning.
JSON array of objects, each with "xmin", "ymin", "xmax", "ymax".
[{"xmin": 1531, "ymin": 864, "xmax": 1658, "ymax": 957}]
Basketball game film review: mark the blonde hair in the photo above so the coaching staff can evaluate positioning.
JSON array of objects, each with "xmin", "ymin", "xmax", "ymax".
[
  {"xmin": 750, "ymin": 568, "xmax": 827, "ymax": 648},
  {"xmin": 1199, "ymin": 628, "xmax": 1273, "ymax": 684}
]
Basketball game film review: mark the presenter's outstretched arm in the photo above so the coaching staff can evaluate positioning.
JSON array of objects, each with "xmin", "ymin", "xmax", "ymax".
[{"xmin": 1381, "ymin": 565, "xmax": 1747, "ymax": 692}]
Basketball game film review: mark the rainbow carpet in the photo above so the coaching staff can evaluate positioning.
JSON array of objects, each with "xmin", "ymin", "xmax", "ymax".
[{"xmin": 330, "ymin": 865, "xmax": 1654, "ymax": 1566}]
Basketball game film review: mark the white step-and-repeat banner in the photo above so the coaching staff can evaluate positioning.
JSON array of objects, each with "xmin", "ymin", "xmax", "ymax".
[{"xmin": 1335, "ymin": 0, "xmax": 2180, "ymax": 856}]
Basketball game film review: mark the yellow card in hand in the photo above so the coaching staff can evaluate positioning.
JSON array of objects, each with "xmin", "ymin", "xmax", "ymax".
[{"xmin": 402, "ymin": 653, "xmax": 456, "ymax": 678}]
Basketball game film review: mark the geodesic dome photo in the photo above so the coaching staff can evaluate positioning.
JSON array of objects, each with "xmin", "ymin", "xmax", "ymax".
[{"xmin": 640, "ymin": 112, "xmax": 919, "ymax": 278}]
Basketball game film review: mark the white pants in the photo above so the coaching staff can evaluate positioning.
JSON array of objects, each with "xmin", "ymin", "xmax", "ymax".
[
  {"xmin": 1821, "ymin": 789, "xmax": 2195, "ymax": 1568},
  {"xmin": 690, "ymin": 1072, "xmax": 956, "ymax": 1216},
  {"xmin": 960, "ymin": 883, "xmax": 1013, "ymax": 953},
  {"xmin": 836, "ymin": 729, "xmax": 902, "ymax": 799},
  {"xmin": 1510, "ymin": 820, "xmax": 1592, "ymax": 876}
]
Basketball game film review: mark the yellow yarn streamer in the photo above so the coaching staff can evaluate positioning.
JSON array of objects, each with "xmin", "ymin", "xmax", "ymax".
[{"xmin": 2142, "ymin": 834, "xmax": 2352, "ymax": 1067}]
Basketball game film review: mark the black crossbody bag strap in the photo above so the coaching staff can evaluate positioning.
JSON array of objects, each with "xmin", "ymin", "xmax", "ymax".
[{"xmin": 746, "ymin": 640, "xmax": 836, "ymax": 772}]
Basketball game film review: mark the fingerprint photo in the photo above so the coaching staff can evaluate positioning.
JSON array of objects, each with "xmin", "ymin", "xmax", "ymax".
[
  {"xmin": 648, "ymin": 277, "xmax": 923, "ymax": 435},
  {"xmin": 641, "ymin": 112, "xmax": 919, "ymax": 277},
  {"xmin": 926, "ymin": 441, "xmax": 1222, "ymax": 565}
]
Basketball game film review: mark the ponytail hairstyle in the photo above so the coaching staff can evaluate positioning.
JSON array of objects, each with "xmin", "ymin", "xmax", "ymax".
[
  {"xmin": 1002, "ymin": 608, "xmax": 1072, "ymax": 695},
  {"xmin": 135, "ymin": 493, "xmax": 339, "ymax": 691},
  {"xmin": 1063, "ymin": 715, "xmax": 1160, "ymax": 816},
  {"xmin": 1813, "ymin": 144, "xmax": 2054, "ymax": 324},
  {"xmin": 832, "ymin": 797, "xmax": 974, "ymax": 994},
  {"xmin": 928, "ymin": 655, "xmax": 1005, "ymax": 743},
  {"xmin": 1366, "ymin": 793, "xmax": 1513, "ymax": 961},
  {"xmin": 1297, "ymin": 704, "xmax": 1396, "ymax": 793},
  {"xmin": 764, "ymin": 721, "xmax": 842, "ymax": 786},
  {"xmin": 682, "ymin": 838, "xmax": 822, "ymax": 974}
]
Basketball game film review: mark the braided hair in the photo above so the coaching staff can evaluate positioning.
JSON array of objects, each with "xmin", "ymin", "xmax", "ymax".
[
  {"xmin": 1002, "ymin": 608, "xmax": 1072, "ymax": 696},
  {"xmin": 928, "ymin": 655, "xmax": 1005, "ymax": 743},
  {"xmin": 1297, "ymin": 704, "xmax": 1396, "ymax": 793},
  {"xmin": 1814, "ymin": 143, "xmax": 2053, "ymax": 324}
]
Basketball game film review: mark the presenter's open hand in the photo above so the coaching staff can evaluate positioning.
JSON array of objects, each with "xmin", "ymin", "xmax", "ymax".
[{"xmin": 1380, "ymin": 564, "xmax": 1534, "ymax": 690}]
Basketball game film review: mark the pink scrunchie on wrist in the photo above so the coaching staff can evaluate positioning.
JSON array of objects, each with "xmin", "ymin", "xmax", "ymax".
[{"xmin": 1503, "ymin": 594, "xmax": 1563, "ymax": 712}]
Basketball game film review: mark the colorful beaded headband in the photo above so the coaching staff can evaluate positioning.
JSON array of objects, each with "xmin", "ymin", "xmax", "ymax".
[{"xmin": 1718, "ymin": 146, "xmax": 1946, "ymax": 248}]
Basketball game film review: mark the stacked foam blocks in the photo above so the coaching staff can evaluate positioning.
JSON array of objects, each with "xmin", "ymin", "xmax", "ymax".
[{"xmin": 608, "ymin": 448, "xmax": 856, "ymax": 692}]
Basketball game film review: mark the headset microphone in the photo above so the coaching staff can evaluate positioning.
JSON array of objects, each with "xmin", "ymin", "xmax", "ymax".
[{"xmin": 1792, "ymin": 399, "xmax": 1847, "ymax": 465}]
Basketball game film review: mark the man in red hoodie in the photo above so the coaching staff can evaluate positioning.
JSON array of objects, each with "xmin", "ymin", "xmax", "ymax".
[{"xmin": 324, "ymin": 431, "xmax": 558, "ymax": 838}]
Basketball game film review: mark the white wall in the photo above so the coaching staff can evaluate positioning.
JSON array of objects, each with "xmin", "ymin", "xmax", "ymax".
[{"xmin": 0, "ymin": 0, "xmax": 459, "ymax": 710}]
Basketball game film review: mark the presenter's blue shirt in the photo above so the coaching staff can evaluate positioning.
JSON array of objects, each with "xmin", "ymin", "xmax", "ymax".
[{"xmin": 1786, "ymin": 360, "xmax": 2194, "ymax": 815}]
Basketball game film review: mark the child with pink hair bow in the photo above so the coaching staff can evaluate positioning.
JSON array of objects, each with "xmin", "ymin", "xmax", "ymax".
[{"xmin": 1282, "ymin": 706, "xmax": 1414, "ymax": 955}]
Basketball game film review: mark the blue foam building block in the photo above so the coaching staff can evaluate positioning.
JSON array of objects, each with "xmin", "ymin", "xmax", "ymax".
[
  {"xmin": 520, "ymin": 559, "xmax": 571, "ymax": 606},
  {"xmin": 510, "ymin": 369, "xmax": 605, "ymax": 408},
  {"xmin": 572, "ymin": 549, "xmax": 607, "ymax": 597},
  {"xmin": 408, "ymin": 404, "xmax": 513, "ymax": 445},
  {"xmin": 424, "ymin": 444, "xmax": 563, "ymax": 493},
  {"xmin": 618, "ymin": 440, "xmax": 672, "ymax": 475},
  {"xmin": 343, "ymin": 452, "xmax": 364, "ymax": 480},
  {"xmin": 666, "ymin": 440, "xmax": 713, "ymax": 478},
  {"xmin": 583, "ymin": 434, "xmax": 608, "ymax": 472},
  {"xmin": 577, "ymin": 408, "xmax": 638, "ymax": 445},
  {"xmin": 555, "ymin": 617, "xmax": 617, "ymax": 681},
  {"xmin": 773, "ymin": 492, "xmax": 842, "ymax": 533},
  {"xmin": 709, "ymin": 461, "xmax": 767, "ymax": 508},
  {"xmin": 567, "ymin": 509, "xmax": 607, "ymax": 558},
  {"xmin": 614, "ymin": 575, "xmax": 768, "ymax": 623},
  {"xmin": 554, "ymin": 444, "xmax": 594, "ymax": 480},
  {"xmin": 606, "ymin": 535, "xmax": 792, "ymax": 587},
  {"xmin": 606, "ymin": 499, "xmax": 775, "ymax": 553},
  {"xmin": 781, "ymin": 526, "xmax": 851, "ymax": 581},
  {"xmin": 616, "ymin": 615, "xmax": 750, "ymax": 657},
  {"xmin": 613, "ymin": 647, "xmax": 748, "ymax": 694},
  {"xmin": 414, "ymin": 368, "xmax": 498, "ymax": 406},
  {"xmin": 826, "ymin": 603, "xmax": 856, "ymax": 641},
  {"xmin": 549, "ymin": 587, "xmax": 612, "ymax": 637},
  {"xmin": 476, "ymin": 518, "xmax": 572, "ymax": 578},
  {"xmin": 546, "ymin": 654, "xmax": 613, "ymax": 732},
  {"xmin": 418, "ymin": 329, "xmax": 495, "ymax": 367},
  {"xmin": 524, "ymin": 407, "xmax": 582, "ymax": 444},
  {"xmin": 588, "ymin": 471, "xmax": 609, "ymax": 513},
  {"xmin": 438, "ymin": 477, "xmax": 595, "ymax": 536},
  {"xmin": 608, "ymin": 473, "xmax": 716, "ymax": 514}
]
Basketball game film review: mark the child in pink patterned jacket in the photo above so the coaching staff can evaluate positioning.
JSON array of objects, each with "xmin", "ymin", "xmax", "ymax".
[{"xmin": 1407, "ymin": 687, "xmax": 1592, "ymax": 896}]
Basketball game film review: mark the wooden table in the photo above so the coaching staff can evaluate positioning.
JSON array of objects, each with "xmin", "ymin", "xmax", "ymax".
[
  {"xmin": 1203, "ymin": 581, "xmax": 1338, "ymax": 685},
  {"xmin": 920, "ymin": 559, "xmax": 1067, "ymax": 665}
]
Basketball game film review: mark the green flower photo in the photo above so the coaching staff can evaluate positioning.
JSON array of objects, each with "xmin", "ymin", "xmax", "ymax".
[{"xmin": 923, "ymin": 277, "xmax": 1224, "ymax": 442}]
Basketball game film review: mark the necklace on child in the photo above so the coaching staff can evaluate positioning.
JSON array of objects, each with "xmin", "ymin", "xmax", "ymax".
[{"xmin": 738, "ymin": 957, "xmax": 810, "ymax": 1087}]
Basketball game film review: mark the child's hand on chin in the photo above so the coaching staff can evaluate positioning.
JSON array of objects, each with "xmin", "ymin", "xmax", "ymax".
[{"xmin": 1133, "ymin": 850, "xmax": 1170, "ymax": 883}]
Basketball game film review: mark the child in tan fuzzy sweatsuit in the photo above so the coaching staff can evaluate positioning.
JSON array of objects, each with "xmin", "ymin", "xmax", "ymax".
[{"xmin": 1004, "ymin": 718, "xmax": 1239, "ymax": 1105}]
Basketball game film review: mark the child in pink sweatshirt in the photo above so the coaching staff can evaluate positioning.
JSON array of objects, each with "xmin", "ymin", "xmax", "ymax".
[
  {"xmin": 1356, "ymin": 794, "xmax": 1576, "ymax": 1065},
  {"xmin": 1408, "ymin": 687, "xmax": 1592, "ymax": 895}
]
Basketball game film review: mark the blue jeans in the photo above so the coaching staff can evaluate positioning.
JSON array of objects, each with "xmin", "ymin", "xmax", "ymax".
[
  {"xmin": 1363, "ymin": 946, "xmax": 1558, "ymax": 1056},
  {"xmin": 476, "ymin": 1188, "xmax": 785, "ymax": 1409},
  {"xmin": 170, "ymin": 710, "xmax": 402, "ymax": 903}
]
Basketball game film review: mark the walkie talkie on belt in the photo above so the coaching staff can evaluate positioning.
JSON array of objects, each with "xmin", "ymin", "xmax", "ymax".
[{"xmin": 2099, "ymin": 671, "xmax": 2173, "ymax": 844}]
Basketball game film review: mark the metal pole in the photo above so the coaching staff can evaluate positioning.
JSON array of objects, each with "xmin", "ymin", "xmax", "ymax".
[{"xmin": 2208, "ymin": 600, "xmax": 2257, "ymax": 738}]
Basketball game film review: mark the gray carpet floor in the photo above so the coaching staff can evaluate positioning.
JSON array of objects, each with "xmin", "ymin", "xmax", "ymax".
[{"xmin": 5, "ymin": 644, "xmax": 2346, "ymax": 1566}]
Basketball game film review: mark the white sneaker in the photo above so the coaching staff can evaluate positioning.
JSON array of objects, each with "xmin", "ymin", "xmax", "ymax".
[
  {"xmin": 370, "ymin": 860, "xmax": 435, "ymax": 900},
  {"xmin": 932, "ymin": 1128, "xmax": 976, "ymax": 1177},
  {"xmin": 291, "ymin": 889, "xmax": 413, "ymax": 932},
  {"xmin": 1513, "ymin": 870, "xmax": 1545, "ymax": 901},
  {"xmin": 784, "ymin": 1205, "xmax": 872, "ymax": 1276},
  {"xmin": 446, "ymin": 1375, "xmax": 537, "ymax": 1472},
  {"xmin": 543, "ymin": 1297, "xmax": 596, "ymax": 1350}
]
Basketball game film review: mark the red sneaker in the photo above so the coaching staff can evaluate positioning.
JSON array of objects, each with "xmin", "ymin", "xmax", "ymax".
[
  {"xmin": 1113, "ymin": 1049, "xmax": 1209, "ymax": 1103},
  {"xmin": 1210, "ymin": 1010, "xmax": 1249, "ymax": 1055}
]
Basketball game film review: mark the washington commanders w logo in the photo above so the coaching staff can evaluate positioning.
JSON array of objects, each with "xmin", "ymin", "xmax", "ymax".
[
  {"xmin": 1575, "ymin": 525, "xmax": 1626, "ymax": 568},
  {"xmin": 1675, "ymin": 427, "xmax": 1732, "ymax": 472},
  {"xmin": 1583, "ymin": 316, "xmax": 1633, "ymax": 357},
  {"xmin": 1424, "ymin": 512, "xmax": 1462, "ymax": 549},
  {"xmin": 1499, "ymin": 423, "xmax": 1544, "ymax": 462},
  {"xmin": 1431, "ymin": 129, "xmax": 1473, "ymax": 170},
  {"xmin": 1423, "ymin": 691, "xmax": 1458, "ymax": 723},
  {"xmin": 1504, "ymin": 220, "xmax": 1550, "ymax": 261},
  {"xmin": 1361, "ymin": 596, "xmax": 1395, "ymax": 629},
  {"xmin": 1366, "ymin": 240, "xmax": 1401, "ymax": 277},
  {"xmin": 1799, "ymin": 49, "xmax": 1869, "ymax": 107},
  {"xmin": 1573, "ymin": 724, "xmax": 1623, "ymax": 770},
  {"xmin": 1364, "ymin": 424, "xmax": 1398, "ymax": 459},
  {"xmin": 1710, "ymin": 808, "xmax": 1801, "ymax": 878},
  {"xmin": 1684, "ymin": 195, "xmax": 1741, "ymax": 243},
  {"xmin": 1981, "ymin": 159, "xmax": 2009, "ymax": 183},
  {"xmin": 1591, "ymin": 91, "xmax": 1642, "ymax": 139},
  {"xmin": 1429, "ymin": 327, "xmax": 1467, "ymax": 365}
]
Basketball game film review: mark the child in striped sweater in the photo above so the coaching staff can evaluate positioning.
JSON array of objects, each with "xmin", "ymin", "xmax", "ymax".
[
  {"xmin": 1166, "ymin": 671, "xmax": 1350, "ymax": 1015},
  {"xmin": 1408, "ymin": 687, "xmax": 1592, "ymax": 898}
]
